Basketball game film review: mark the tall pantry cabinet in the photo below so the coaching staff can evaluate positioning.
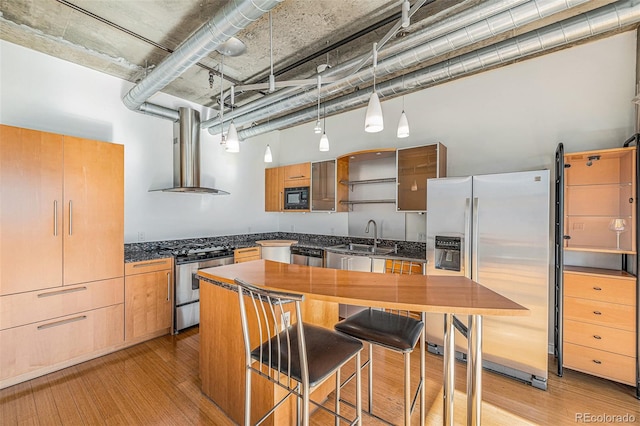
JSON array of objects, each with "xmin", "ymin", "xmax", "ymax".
[
  {"xmin": 0, "ymin": 124, "xmax": 124, "ymax": 388},
  {"xmin": 554, "ymin": 139, "xmax": 639, "ymax": 398}
]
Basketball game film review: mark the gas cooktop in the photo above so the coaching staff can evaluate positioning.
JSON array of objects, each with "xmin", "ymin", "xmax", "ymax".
[{"xmin": 158, "ymin": 243, "xmax": 234, "ymax": 263}]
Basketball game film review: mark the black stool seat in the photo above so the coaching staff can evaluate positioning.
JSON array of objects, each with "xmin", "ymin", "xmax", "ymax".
[
  {"xmin": 251, "ymin": 323, "xmax": 363, "ymax": 388},
  {"xmin": 335, "ymin": 309, "xmax": 424, "ymax": 353}
]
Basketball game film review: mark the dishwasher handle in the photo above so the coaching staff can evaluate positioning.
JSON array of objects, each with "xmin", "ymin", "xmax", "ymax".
[{"xmin": 192, "ymin": 273, "xmax": 200, "ymax": 290}]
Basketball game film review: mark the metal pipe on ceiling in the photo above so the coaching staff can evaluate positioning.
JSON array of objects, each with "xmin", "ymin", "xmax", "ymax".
[
  {"xmin": 237, "ymin": 0, "xmax": 640, "ymax": 140},
  {"xmin": 204, "ymin": 0, "xmax": 593, "ymax": 134},
  {"xmin": 201, "ymin": 0, "xmax": 533, "ymax": 131},
  {"xmin": 121, "ymin": 0, "xmax": 283, "ymax": 116}
]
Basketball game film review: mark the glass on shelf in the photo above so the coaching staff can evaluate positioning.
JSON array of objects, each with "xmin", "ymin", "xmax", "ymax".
[{"xmin": 609, "ymin": 218, "xmax": 626, "ymax": 250}]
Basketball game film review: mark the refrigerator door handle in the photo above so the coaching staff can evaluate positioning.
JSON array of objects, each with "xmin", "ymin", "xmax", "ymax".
[
  {"xmin": 472, "ymin": 197, "xmax": 479, "ymax": 281},
  {"xmin": 464, "ymin": 197, "xmax": 472, "ymax": 279}
]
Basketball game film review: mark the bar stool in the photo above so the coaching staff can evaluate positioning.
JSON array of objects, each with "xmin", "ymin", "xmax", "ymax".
[
  {"xmin": 334, "ymin": 259, "xmax": 425, "ymax": 425},
  {"xmin": 234, "ymin": 278, "xmax": 363, "ymax": 426}
]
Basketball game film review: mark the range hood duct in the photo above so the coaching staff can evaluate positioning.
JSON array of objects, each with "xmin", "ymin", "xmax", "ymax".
[
  {"xmin": 122, "ymin": 0, "xmax": 283, "ymax": 120},
  {"xmin": 153, "ymin": 107, "xmax": 229, "ymax": 194}
]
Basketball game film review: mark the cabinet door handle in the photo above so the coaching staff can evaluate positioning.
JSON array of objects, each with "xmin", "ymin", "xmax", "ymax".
[
  {"xmin": 592, "ymin": 286, "xmax": 602, "ymax": 291},
  {"xmin": 288, "ymin": 175, "xmax": 305, "ymax": 179},
  {"xmin": 38, "ymin": 286, "xmax": 87, "ymax": 298},
  {"xmin": 236, "ymin": 248, "xmax": 257, "ymax": 254},
  {"xmin": 68, "ymin": 200, "xmax": 73, "ymax": 235},
  {"xmin": 593, "ymin": 335, "xmax": 602, "ymax": 340},
  {"xmin": 37, "ymin": 315, "xmax": 87, "ymax": 330},
  {"xmin": 53, "ymin": 200, "xmax": 58, "ymax": 236},
  {"xmin": 167, "ymin": 272, "xmax": 171, "ymax": 301},
  {"xmin": 593, "ymin": 311, "xmax": 602, "ymax": 315},
  {"xmin": 592, "ymin": 360, "xmax": 602, "ymax": 365}
]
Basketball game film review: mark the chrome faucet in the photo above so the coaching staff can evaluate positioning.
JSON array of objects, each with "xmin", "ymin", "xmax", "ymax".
[{"xmin": 365, "ymin": 219, "xmax": 379, "ymax": 250}]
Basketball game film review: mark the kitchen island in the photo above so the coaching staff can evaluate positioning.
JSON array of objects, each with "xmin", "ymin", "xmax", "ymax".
[{"xmin": 197, "ymin": 260, "xmax": 528, "ymax": 426}]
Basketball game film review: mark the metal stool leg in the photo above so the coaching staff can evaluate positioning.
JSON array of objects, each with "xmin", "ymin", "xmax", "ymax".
[
  {"xmin": 335, "ymin": 369, "xmax": 341, "ymax": 426},
  {"xmin": 404, "ymin": 352, "xmax": 411, "ymax": 425},
  {"xmin": 356, "ymin": 351, "xmax": 363, "ymax": 425},
  {"xmin": 368, "ymin": 343, "xmax": 373, "ymax": 412}
]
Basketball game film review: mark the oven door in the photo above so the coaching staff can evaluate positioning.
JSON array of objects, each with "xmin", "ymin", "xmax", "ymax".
[{"xmin": 174, "ymin": 256, "xmax": 233, "ymax": 332}]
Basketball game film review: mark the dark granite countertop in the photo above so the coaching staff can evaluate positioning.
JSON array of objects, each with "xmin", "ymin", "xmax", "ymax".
[{"xmin": 125, "ymin": 232, "xmax": 426, "ymax": 263}]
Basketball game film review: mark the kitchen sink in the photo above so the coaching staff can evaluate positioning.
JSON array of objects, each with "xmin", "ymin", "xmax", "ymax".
[{"xmin": 328, "ymin": 243, "xmax": 395, "ymax": 255}]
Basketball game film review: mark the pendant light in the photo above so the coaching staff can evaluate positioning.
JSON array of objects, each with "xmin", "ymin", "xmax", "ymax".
[
  {"xmin": 364, "ymin": 43, "xmax": 383, "ymax": 133},
  {"xmin": 264, "ymin": 144, "xmax": 273, "ymax": 163},
  {"xmin": 319, "ymin": 104, "xmax": 329, "ymax": 152},
  {"xmin": 225, "ymin": 121, "xmax": 240, "ymax": 153},
  {"xmin": 397, "ymin": 76, "xmax": 410, "ymax": 138}
]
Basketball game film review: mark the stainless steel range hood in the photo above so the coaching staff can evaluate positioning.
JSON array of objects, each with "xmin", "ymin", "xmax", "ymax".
[{"xmin": 152, "ymin": 107, "xmax": 229, "ymax": 194}]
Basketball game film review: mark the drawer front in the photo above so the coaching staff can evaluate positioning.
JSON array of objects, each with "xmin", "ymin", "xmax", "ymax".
[
  {"xmin": 563, "ymin": 319, "xmax": 635, "ymax": 357},
  {"xmin": 564, "ymin": 272, "xmax": 635, "ymax": 305},
  {"xmin": 234, "ymin": 247, "xmax": 261, "ymax": 262},
  {"xmin": 564, "ymin": 296, "xmax": 635, "ymax": 331},
  {"xmin": 125, "ymin": 258, "xmax": 172, "ymax": 275},
  {"xmin": 564, "ymin": 342, "xmax": 636, "ymax": 385},
  {"xmin": 0, "ymin": 277, "xmax": 124, "ymax": 330},
  {"xmin": 0, "ymin": 304, "xmax": 124, "ymax": 381}
]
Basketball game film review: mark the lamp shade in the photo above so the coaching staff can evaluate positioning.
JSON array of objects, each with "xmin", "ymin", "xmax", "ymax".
[
  {"xmin": 264, "ymin": 144, "xmax": 273, "ymax": 162},
  {"xmin": 225, "ymin": 122, "xmax": 240, "ymax": 153},
  {"xmin": 314, "ymin": 120, "xmax": 322, "ymax": 134},
  {"xmin": 364, "ymin": 91, "xmax": 384, "ymax": 133},
  {"xmin": 319, "ymin": 132, "xmax": 330, "ymax": 152},
  {"xmin": 397, "ymin": 110, "xmax": 410, "ymax": 138}
]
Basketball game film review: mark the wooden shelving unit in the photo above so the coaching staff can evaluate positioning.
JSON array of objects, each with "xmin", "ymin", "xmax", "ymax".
[{"xmin": 554, "ymin": 137, "xmax": 639, "ymax": 398}]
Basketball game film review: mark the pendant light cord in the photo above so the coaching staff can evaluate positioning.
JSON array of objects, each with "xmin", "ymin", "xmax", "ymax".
[{"xmin": 220, "ymin": 54, "xmax": 225, "ymax": 139}]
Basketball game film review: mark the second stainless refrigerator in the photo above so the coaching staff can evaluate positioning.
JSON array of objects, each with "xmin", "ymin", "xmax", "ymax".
[{"xmin": 426, "ymin": 170, "xmax": 550, "ymax": 389}]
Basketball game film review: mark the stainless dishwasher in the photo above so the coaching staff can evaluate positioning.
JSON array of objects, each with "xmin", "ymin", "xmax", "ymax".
[{"xmin": 290, "ymin": 246, "xmax": 324, "ymax": 267}]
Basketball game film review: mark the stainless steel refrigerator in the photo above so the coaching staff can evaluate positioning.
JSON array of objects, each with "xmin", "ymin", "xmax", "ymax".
[{"xmin": 426, "ymin": 170, "xmax": 550, "ymax": 389}]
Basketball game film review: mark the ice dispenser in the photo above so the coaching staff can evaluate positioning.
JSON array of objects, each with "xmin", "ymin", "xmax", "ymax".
[{"xmin": 434, "ymin": 236, "xmax": 461, "ymax": 271}]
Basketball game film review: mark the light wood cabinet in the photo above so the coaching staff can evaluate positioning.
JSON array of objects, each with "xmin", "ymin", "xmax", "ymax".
[
  {"xmin": 0, "ymin": 125, "xmax": 124, "ymax": 295},
  {"xmin": 0, "ymin": 304, "xmax": 124, "ymax": 387},
  {"xmin": 234, "ymin": 246, "xmax": 261, "ymax": 263},
  {"xmin": 396, "ymin": 143, "xmax": 447, "ymax": 211},
  {"xmin": 265, "ymin": 166, "xmax": 284, "ymax": 212},
  {"xmin": 265, "ymin": 162, "xmax": 310, "ymax": 212},
  {"xmin": 283, "ymin": 162, "xmax": 310, "ymax": 188},
  {"xmin": 63, "ymin": 136, "xmax": 124, "ymax": 285},
  {"xmin": 0, "ymin": 125, "xmax": 64, "ymax": 295},
  {"xmin": 555, "ymin": 142, "xmax": 638, "ymax": 393},
  {"xmin": 124, "ymin": 258, "xmax": 173, "ymax": 343},
  {"xmin": 0, "ymin": 124, "xmax": 125, "ymax": 389}
]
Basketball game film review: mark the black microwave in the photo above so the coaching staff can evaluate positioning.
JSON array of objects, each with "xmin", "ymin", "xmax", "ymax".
[{"xmin": 284, "ymin": 186, "xmax": 309, "ymax": 210}]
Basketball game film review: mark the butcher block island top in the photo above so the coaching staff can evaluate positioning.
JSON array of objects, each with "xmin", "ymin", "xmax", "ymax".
[
  {"xmin": 196, "ymin": 260, "xmax": 528, "ymax": 425},
  {"xmin": 197, "ymin": 259, "xmax": 528, "ymax": 316}
]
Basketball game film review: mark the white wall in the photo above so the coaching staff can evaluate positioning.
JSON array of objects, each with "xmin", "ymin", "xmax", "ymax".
[
  {"xmin": 1, "ymin": 31, "xmax": 636, "ymax": 243},
  {"xmin": 274, "ymin": 32, "xmax": 636, "ymax": 235},
  {"xmin": 0, "ymin": 40, "xmax": 279, "ymax": 243}
]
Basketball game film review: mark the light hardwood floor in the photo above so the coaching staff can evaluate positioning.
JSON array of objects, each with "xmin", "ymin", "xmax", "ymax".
[{"xmin": 1, "ymin": 327, "xmax": 638, "ymax": 425}]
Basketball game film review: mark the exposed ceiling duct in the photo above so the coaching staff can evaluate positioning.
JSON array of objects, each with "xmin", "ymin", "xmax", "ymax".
[
  {"xmin": 151, "ymin": 107, "xmax": 229, "ymax": 194},
  {"xmin": 201, "ymin": 0, "xmax": 534, "ymax": 132},
  {"xmin": 121, "ymin": 0, "xmax": 283, "ymax": 121},
  {"xmin": 237, "ymin": 0, "xmax": 640, "ymax": 140},
  {"xmin": 205, "ymin": 0, "xmax": 611, "ymax": 136}
]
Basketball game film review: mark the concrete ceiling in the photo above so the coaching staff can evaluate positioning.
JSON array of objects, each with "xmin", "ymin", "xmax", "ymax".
[{"xmin": 1, "ymin": 0, "xmax": 635, "ymax": 134}]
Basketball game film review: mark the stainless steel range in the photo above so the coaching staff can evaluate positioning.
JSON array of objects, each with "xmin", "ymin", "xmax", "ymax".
[{"xmin": 163, "ymin": 243, "xmax": 234, "ymax": 333}]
